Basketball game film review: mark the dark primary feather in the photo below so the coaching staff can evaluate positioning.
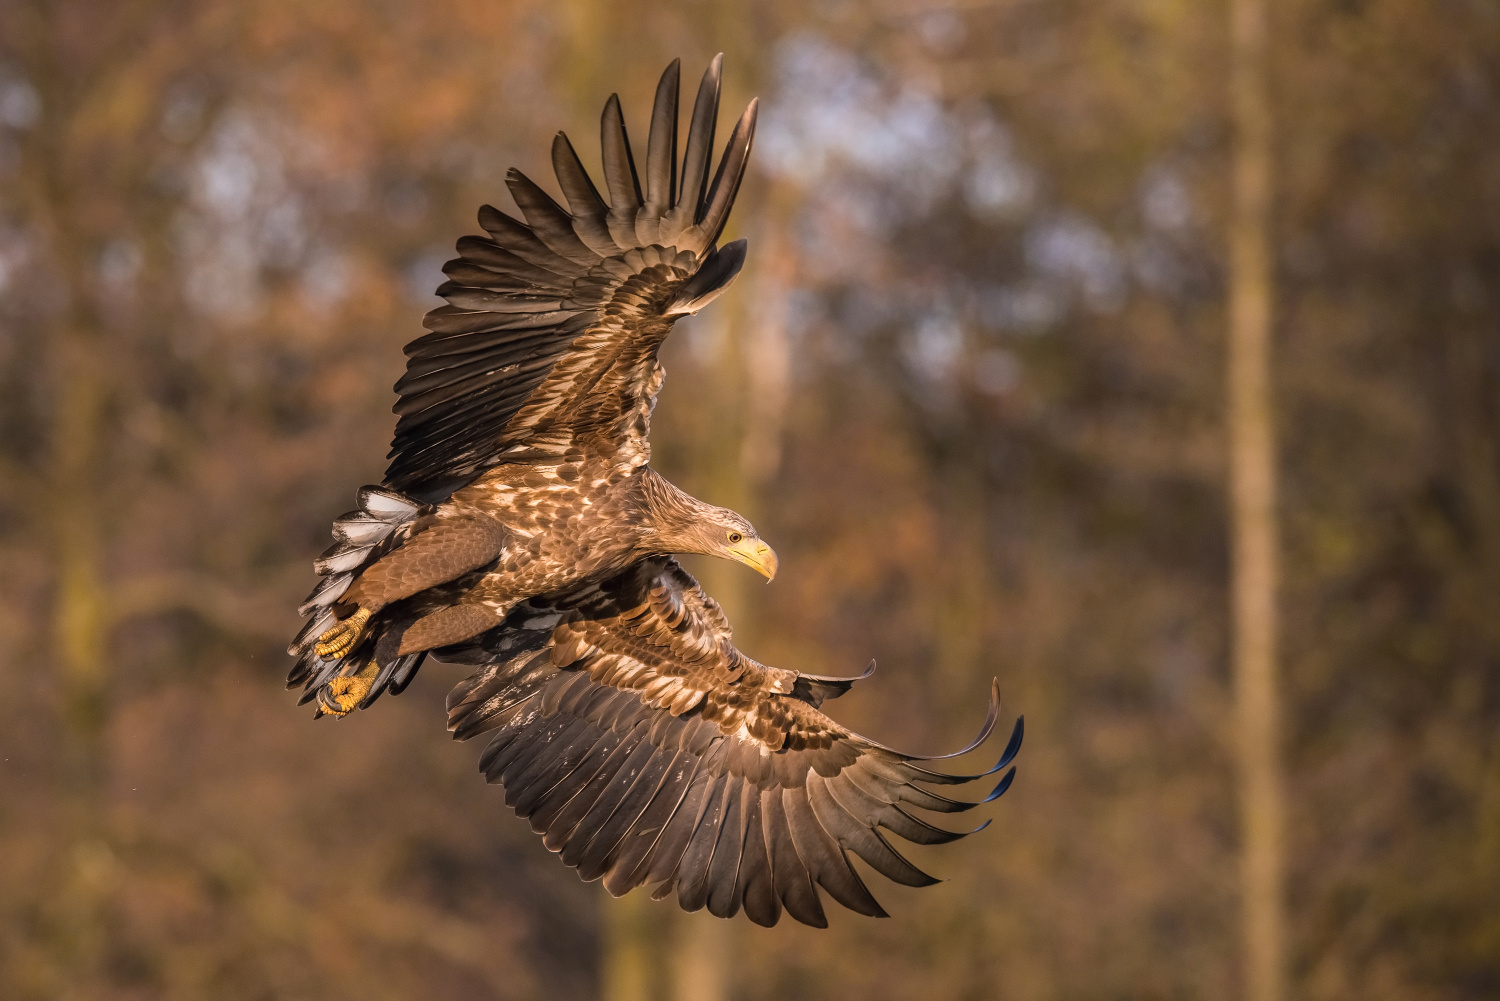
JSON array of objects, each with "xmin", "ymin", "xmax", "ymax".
[
  {"xmin": 640, "ymin": 59, "xmax": 680, "ymax": 242},
  {"xmin": 385, "ymin": 57, "xmax": 759, "ymax": 502},
  {"xmin": 440, "ymin": 558, "xmax": 1022, "ymax": 927},
  {"xmin": 671, "ymin": 54, "xmax": 722, "ymax": 235}
]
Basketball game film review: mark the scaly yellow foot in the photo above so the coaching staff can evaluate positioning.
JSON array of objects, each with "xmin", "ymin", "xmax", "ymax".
[
  {"xmin": 316, "ymin": 673, "xmax": 376, "ymax": 717},
  {"xmin": 315, "ymin": 607, "xmax": 371, "ymax": 659}
]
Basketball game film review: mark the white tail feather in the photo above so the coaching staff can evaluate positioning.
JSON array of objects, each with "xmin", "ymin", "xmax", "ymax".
[
  {"xmin": 358, "ymin": 486, "xmax": 422, "ymax": 520},
  {"xmin": 290, "ymin": 485, "xmax": 425, "ymax": 659},
  {"xmin": 335, "ymin": 517, "xmax": 397, "ymax": 545},
  {"xmin": 314, "ymin": 545, "xmax": 375, "ymax": 575}
]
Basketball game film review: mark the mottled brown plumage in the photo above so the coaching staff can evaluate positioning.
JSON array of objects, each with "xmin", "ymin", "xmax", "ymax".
[{"xmin": 288, "ymin": 56, "xmax": 1021, "ymax": 927}]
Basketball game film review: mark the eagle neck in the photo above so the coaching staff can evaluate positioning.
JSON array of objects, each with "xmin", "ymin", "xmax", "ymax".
[{"xmin": 632, "ymin": 467, "xmax": 718, "ymax": 557}]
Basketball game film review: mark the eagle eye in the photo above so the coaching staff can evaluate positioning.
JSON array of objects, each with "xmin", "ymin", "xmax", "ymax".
[{"xmin": 727, "ymin": 531, "xmax": 743, "ymax": 545}]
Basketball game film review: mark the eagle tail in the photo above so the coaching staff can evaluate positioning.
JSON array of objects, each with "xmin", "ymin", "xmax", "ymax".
[{"xmin": 287, "ymin": 486, "xmax": 428, "ymax": 703}]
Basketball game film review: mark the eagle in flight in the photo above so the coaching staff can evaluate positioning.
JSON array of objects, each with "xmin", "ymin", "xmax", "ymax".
[{"xmin": 289, "ymin": 56, "xmax": 1021, "ymax": 927}]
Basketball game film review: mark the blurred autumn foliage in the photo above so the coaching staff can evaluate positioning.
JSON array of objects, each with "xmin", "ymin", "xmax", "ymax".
[{"xmin": 1, "ymin": 1, "xmax": 1497, "ymax": 999}]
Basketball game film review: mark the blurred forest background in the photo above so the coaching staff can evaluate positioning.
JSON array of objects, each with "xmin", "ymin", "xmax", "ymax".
[{"xmin": 1, "ymin": 1, "xmax": 1497, "ymax": 999}]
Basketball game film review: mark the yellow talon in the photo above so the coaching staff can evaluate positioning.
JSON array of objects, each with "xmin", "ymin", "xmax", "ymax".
[
  {"xmin": 315, "ymin": 607, "xmax": 372, "ymax": 659},
  {"xmin": 317, "ymin": 673, "xmax": 375, "ymax": 717}
]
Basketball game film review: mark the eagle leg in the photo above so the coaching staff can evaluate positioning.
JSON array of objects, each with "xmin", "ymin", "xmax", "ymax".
[
  {"xmin": 315, "ymin": 606, "xmax": 372, "ymax": 659},
  {"xmin": 316, "ymin": 658, "xmax": 381, "ymax": 718},
  {"xmin": 396, "ymin": 602, "xmax": 510, "ymax": 656}
]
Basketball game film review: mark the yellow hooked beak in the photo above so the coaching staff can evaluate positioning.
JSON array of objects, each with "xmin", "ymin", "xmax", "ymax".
[{"xmin": 726, "ymin": 537, "xmax": 778, "ymax": 581}]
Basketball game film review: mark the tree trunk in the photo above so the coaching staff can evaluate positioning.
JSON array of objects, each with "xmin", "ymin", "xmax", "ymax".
[
  {"xmin": 667, "ymin": 305, "xmax": 745, "ymax": 1001},
  {"xmin": 602, "ymin": 893, "xmax": 654, "ymax": 1001},
  {"xmin": 53, "ymin": 339, "xmax": 109, "ymax": 793},
  {"xmin": 551, "ymin": 15, "xmax": 663, "ymax": 1000},
  {"xmin": 51, "ymin": 327, "xmax": 113, "ymax": 1000},
  {"xmin": 1227, "ymin": 0, "xmax": 1286, "ymax": 999},
  {"xmin": 23, "ymin": 27, "xmax": 117, "ymax": 986}
]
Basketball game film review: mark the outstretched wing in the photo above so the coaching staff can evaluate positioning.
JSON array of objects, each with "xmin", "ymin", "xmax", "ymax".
[
  {"xmin": 441, "ymin": 558, "xmax": 1023, "ymax": 927},
  {"xmin": 388, "ymin": 56, "xmax": 758, "ymax": 501}
]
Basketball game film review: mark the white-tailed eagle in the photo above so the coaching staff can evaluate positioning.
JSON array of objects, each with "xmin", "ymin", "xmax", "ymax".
[{"xmin": 289, "ymin": 56, "xmax": 1021, "ymax": 926}]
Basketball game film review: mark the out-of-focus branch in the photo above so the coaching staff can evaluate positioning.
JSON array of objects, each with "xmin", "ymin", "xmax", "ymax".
[
  {"xmin": 109, "ymin": 572, "xmax": 290, "ymax": 641},
  {"xmin": 0, "ymin": 456, "xmax": 41, "ymax": 506}
]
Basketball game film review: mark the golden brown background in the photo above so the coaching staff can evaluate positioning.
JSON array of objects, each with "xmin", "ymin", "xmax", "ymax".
[{"xmin": 0, "ymin": 1, "xmax": 1495, "ymax": 999}]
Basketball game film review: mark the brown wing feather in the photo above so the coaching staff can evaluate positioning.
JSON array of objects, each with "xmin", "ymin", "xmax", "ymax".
[
  {"xmin": 387, "ymin": 58, "xmax": 757, "ymax": 502},
  {"xmin": 441, "ymin": 558, "xmax": 1023, "ymax": 927}
]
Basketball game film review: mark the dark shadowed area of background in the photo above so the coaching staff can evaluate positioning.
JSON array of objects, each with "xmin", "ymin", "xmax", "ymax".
[{"xmin": 1, "ymin": 2, "xmax": 1497, "ymax": 999}]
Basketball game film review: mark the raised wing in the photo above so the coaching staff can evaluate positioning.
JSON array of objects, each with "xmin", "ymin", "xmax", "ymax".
[
  {"xmin": 388, "ymin": 56, "xmax": 758, "ymax": 501},
  {"xmin": 442, "ymin": 558, "xmax": 1023, "ymax": 927}
]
